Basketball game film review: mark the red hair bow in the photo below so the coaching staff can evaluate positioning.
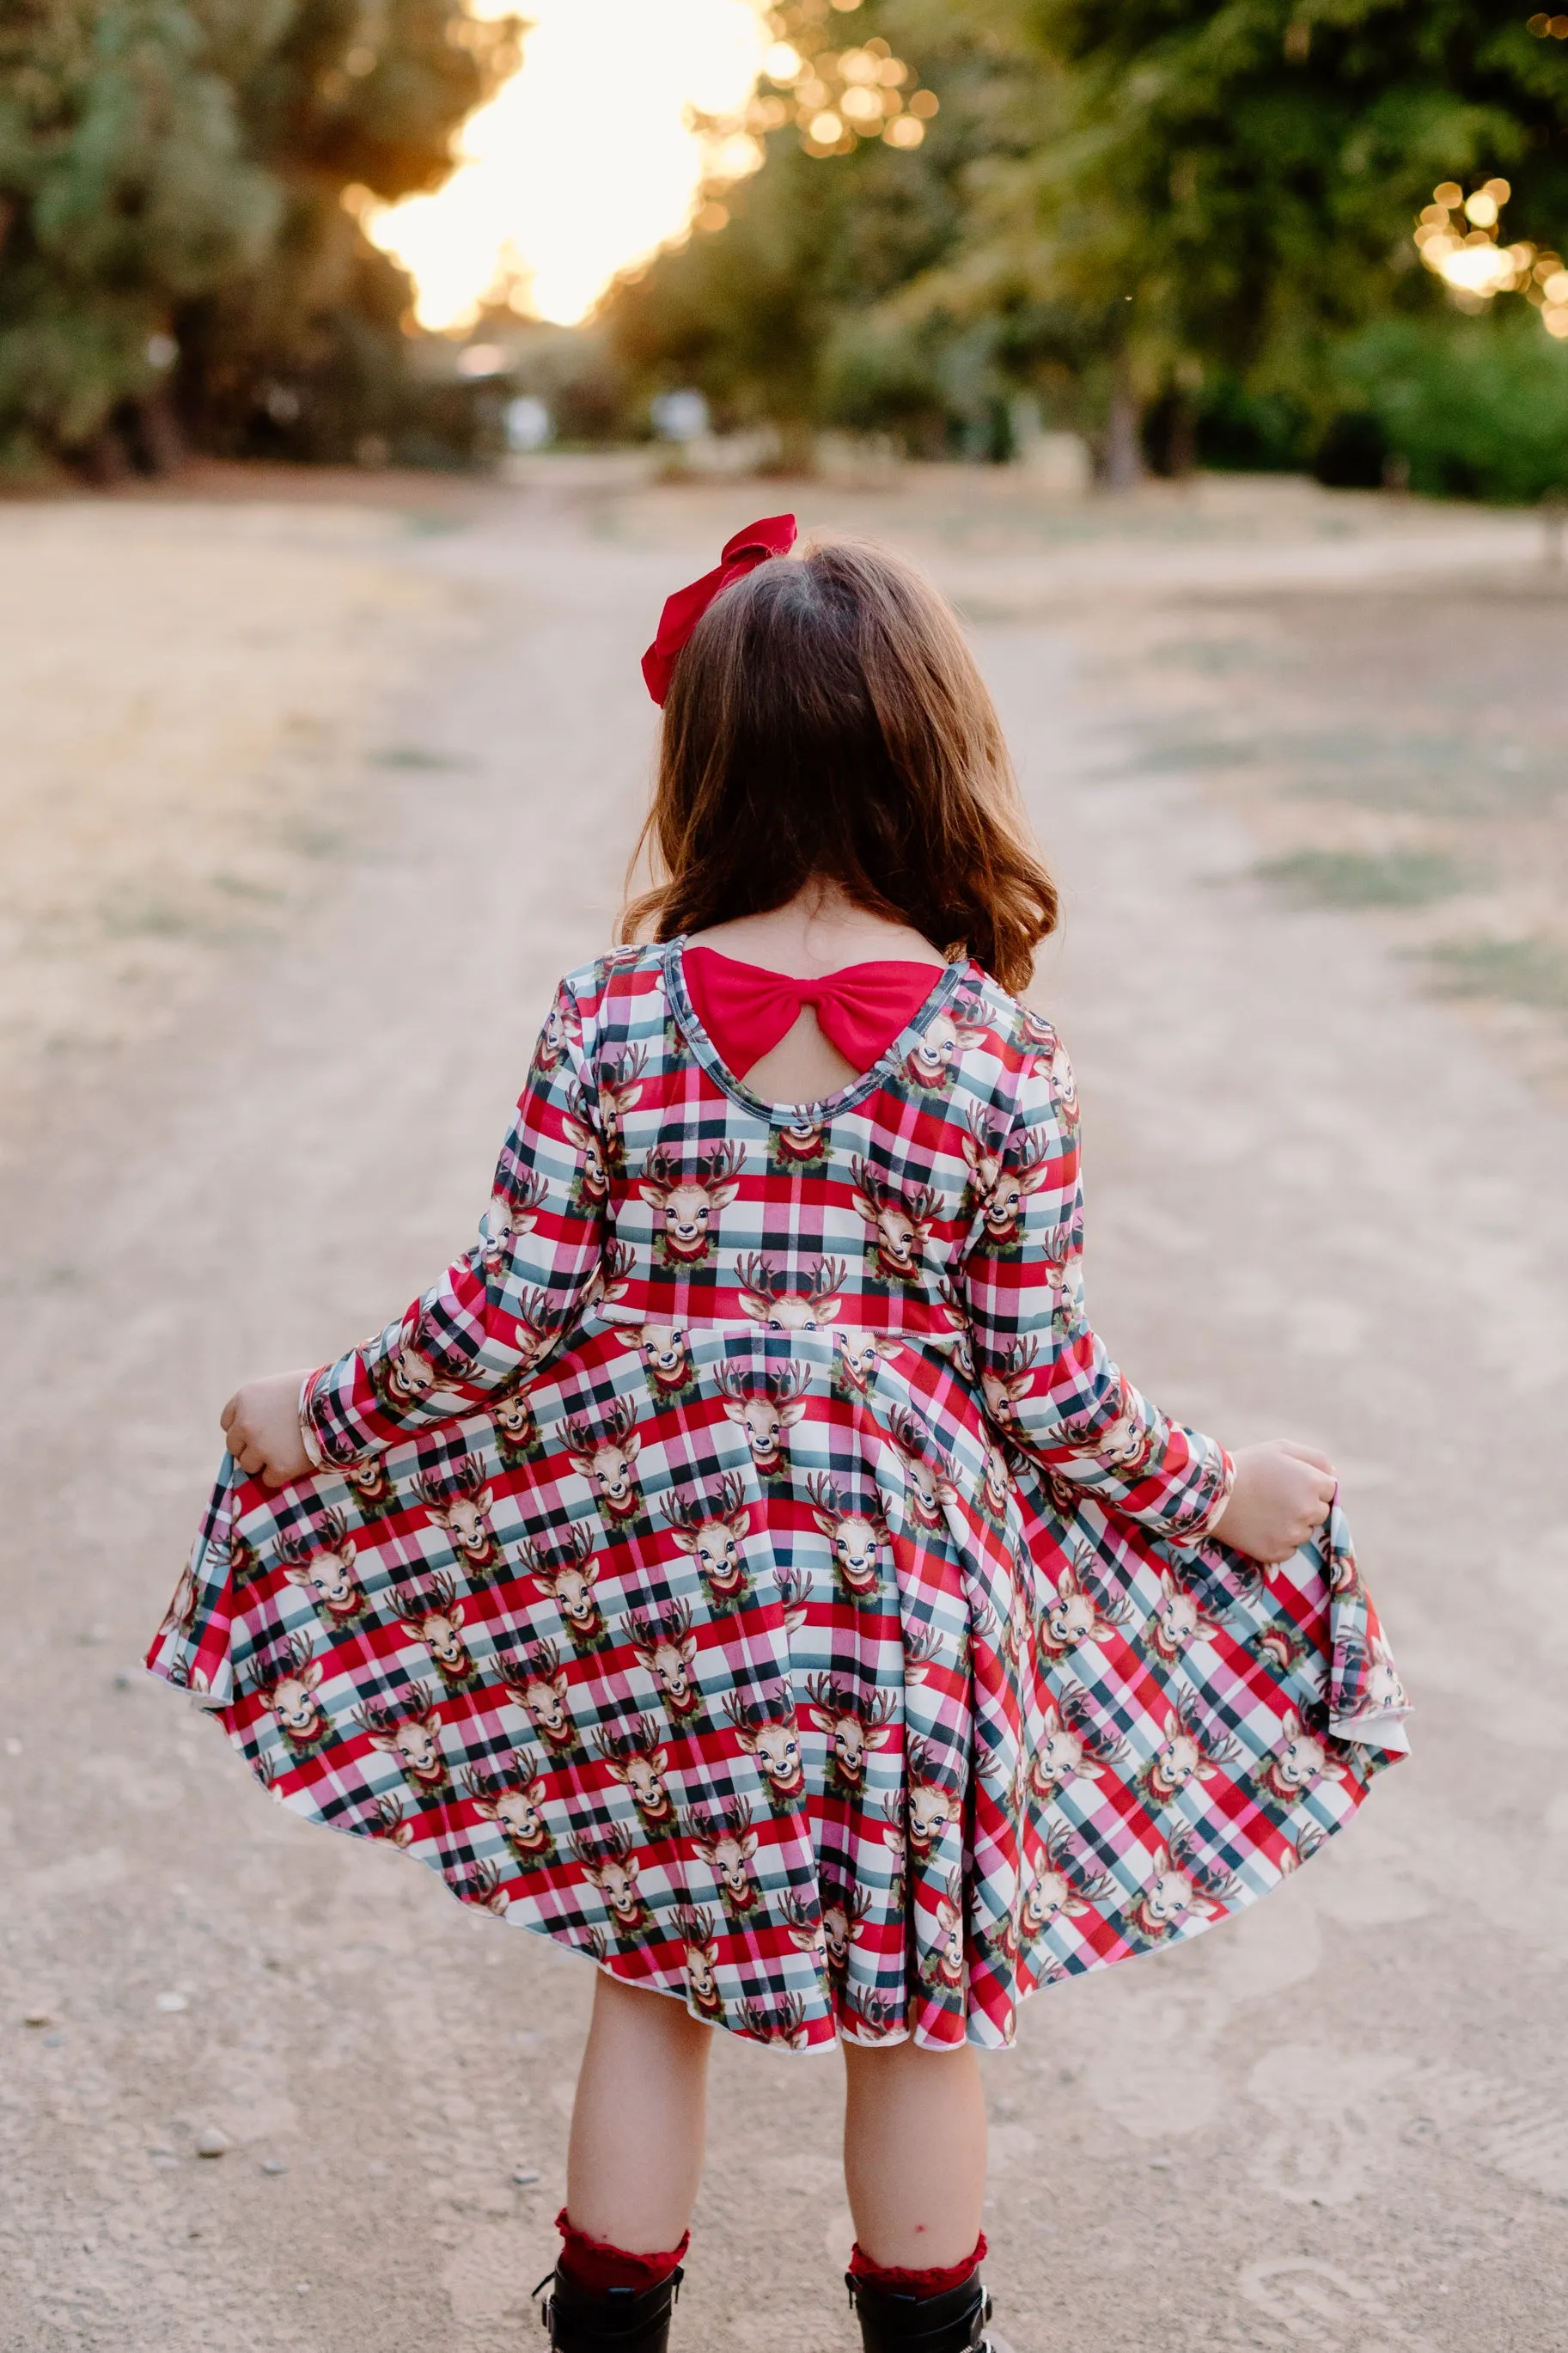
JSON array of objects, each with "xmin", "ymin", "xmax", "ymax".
[{"xmin": 641, "ymin": 513, "xmax": 797, "ymax": 706}]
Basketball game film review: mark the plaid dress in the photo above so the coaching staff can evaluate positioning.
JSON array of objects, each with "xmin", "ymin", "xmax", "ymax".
[{"xmin": 148, "ymin": 943, "xmax": 1408, "ymax": 2051}]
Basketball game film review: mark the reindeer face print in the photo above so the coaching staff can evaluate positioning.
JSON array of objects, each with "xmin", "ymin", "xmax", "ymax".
[
  {"xmin": 1021, "ymin": 1861, "xmax": 1083, "ymax": 1938},
  {"xmin": 650, "ymin": 1635, "xmax": 697, "ymax": 1709},
  {"xmin": 443, "ymin": 1492, "xmax": 492, "ymax": 1558},
  {"xmin": 492, "ymin": 1785, "xmax": 550, "ymax": 1855},
  {"xmin": 808, "ymin": 1476, "xmax": 887, "ymax": 1603},
  {"xmin": 534, "ymin": 998, "xmax": 583, "ymax": 1073},
  {"xmin": 398, "ymin": 1575, "xmax": 475, "ymax": 1687},
  {"xmin": 630, "ymin": 1604, "xmax": 702, "ymax": 1718},
  {"xmin": 1040, "ymin": 1556, "xmax": 1123, "ymax": 1656},
  {"xmin": 665, "ymin": 1479, "xmax": 751, "ymax": 1610},
  {"xmin": 392, "ymin": 1718, "xmax": 442, "ymax": 1785},
  {"xmin": 417, "ymin": 1456, "xmax": 498, "ymax": 1574},
  {"xmin": 1129, "ymin": 1830, "xmax": 1236, "ymax": 1940},
  {"xmin": 753, "ymin": 1720, "xmax": 802, "ymax": 1797},
  {"xmin": 522, "ymin": 1529, "xmax": 606, "ymax": 1651},
  {"xmin": 834, "ymin": 1513, "xmax": 882, "ymax": 1596},
  {"xmin": 1151, "ymin": 1569, "xmax": 1220, "ymax": 1662},
  {"xmin": 1138, "ymin": 1708, "xmax": 1225, "ymax": 1806},
  {"xmin": 387, "ymin": 1335, "xmax": 438, "ymax": 1407},
  {"xmin": 804, "ymin": 1678, "xmax": 896, "ymax": 1796},
  {"xmin": 279, "ymin": 1519, "xmax": 364, "ymax": 1625},
  {"xmin": 268, "ymin": 1662, "xmax": 326, "ymax": 1751},
  {"xmin": 1028, "ymin": 1696, "xmax": 1125, "ymax": 1801},
  {"xmin": 623, "ymin": 1754, "xmax": 671, "ymax": 1821},
  {"xmin": 1131, "ymin": 1853, "xmax": 1210, "ymax": 1939},
  {"xmin": 710, "ymin": 1837, "xmax": 754, "ymax": 1913},
  {"xmin": 821, "ymin": 1901, "xmax": 851, "ymax": 1976},
  {"xmin": 723, "ymin": 1690, "xmax": 807, "ymax": 1805},
  {"xmin": 1259, "ymin": 1710, "xmax": 1347, "ymax": 1805},
  {"xmin": 689, "ymin": 1803, "xmax": 760, "ymax": 1917},
  {"xmin": 770, "ymin": 1109, "xmax": 829, "ymax": 1170},
  {"xmin": 1077, "ymin": 1402, "xmax": 1151, "ymax": 1476},
  {"xmin": 491, "ymin": 1385, "xmax": 538, "ymax": 1453},
  {"xmin": 357, "ymin": 1686, "xmax": 448, "ymax": 1794},
  {"xmin": 639, "ymin": 1142, "xmax": 743, "ymax": 1266},
  {"xmin": 1359, "ymin": 1636, "xmax": 1406, "ymax": 1714},
  {"xmin": 930, "ymin": 1892, "xmax": 966, "ymax": 1989},
  {"xmin": 576, "ymin": 1830, "xmax": 646, "ymax": 1934},
  {"xmin": 906, "ymin": 1806, "xmax": 956, "ymax": 1873},
  {"xmin": 678, "ymin": 1910, "xmax": 724, "ymax": 2020},
  {"xmin": 526, "ymin": 1677, "xmax": 571, "ymax": 1745},
  {"xmin": 595, "ymin": 1717, "xmax": 674, "ymax": 1830},
  {"xmin": 694, "ymin": 1522, "xmax": 743, "ymax": 1592},
  {"xmin": 641, "ymin": 1326, "xmax": 693, "ymax": 1394},
  {"xmin": 834, "ymin": 1329, "xmax": 881, "ymax": 1394},
  {"xmin": 903, "ymin": 1007, "xmax": 985, "ymax": 1091},
  {"xmin": 850, "ymin": 1159, "xmax": 943, "ymax": 1285},
  {"xmin": 906, "ymin": 1739, "xmax": 961, "ymax": 1856},
  {"xmin": 719, "ymin": 1365, "xmax": 807, "ymax": 1475},
  {"xmin": 484, "ymin": 1170, "xmax": 546, "ymax": 1270},
  {"xmin": 565, "ymin": 1402, "xmax": 643, "ymax": 1520},
  {"xmin": 341, "ymin": 1456, "xmax": 393, "ymax": 1514},
  {"xmin": 980, "ymin": 1444, "xmax": 1014, "ymax": 1524}
]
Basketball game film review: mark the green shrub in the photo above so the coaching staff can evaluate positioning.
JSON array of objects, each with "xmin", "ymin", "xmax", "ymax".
[{"xmin": 1328, "ymin": 310, "xmax": 1568, "ymax": 504}]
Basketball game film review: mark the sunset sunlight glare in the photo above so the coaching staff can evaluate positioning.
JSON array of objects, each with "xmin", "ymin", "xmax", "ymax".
[{"xmin": 365, "ymin": 0, "xmax": 771, "ymax": 330}]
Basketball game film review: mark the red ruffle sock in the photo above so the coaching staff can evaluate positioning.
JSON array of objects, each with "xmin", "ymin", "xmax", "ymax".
[
  {"xmin": 848, "ymin": 2234, "xmax": 987, "ymax": 2299},
  {"xmin": 555, "ymin": 2209, "xmax": 690, "ymax": 2295}
]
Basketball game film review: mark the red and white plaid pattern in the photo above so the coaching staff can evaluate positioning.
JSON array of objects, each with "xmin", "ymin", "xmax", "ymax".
[{"xmin": 149, "ymin": 944, "xmax": 1406, "ymax": 2050}]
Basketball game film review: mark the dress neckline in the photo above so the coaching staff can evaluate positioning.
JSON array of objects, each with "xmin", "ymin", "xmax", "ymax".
[{"xmin": 666, "ymin": 938, "xmax": 967, "ymax": 1121}]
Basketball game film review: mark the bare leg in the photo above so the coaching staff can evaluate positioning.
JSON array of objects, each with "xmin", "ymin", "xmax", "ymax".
[
  {"xmin": 564, "ymin": 1974, "xmax": 713, "ymax": 2250},
  {"xmin": 842, "ymin": 2039, "xmax": 988, "ymax": 2269}
]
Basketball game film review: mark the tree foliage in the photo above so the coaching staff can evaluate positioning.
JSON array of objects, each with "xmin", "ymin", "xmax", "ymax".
[
  {"xmin": 0, "ymin": 0, "xmax": 519, "ymax": 473},
  {"xmin": 601, "ymin": 0, "xmax": 1568, "ymax": 488}
]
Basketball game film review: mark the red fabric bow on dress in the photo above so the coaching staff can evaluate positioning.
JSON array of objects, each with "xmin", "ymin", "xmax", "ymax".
[
  {"xmin": 641, "ymin": 513, "xmax": 797, "ymax": 705},
  {"xmin": 683, "ymin": 946, "xmax": 941, "ymax": 1079}
]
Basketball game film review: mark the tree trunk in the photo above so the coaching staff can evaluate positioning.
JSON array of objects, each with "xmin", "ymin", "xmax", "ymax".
[
  {"xmin": 137, "ymin": 388, "xmax": 186, "ymax": 476},
  {"xmin": 1102, "ymin": 354, "xmax": 1144, "ymax": 493}
]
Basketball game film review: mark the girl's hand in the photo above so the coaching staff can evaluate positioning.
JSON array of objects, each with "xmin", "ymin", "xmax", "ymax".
[
  {"xmin": 220, "ymin": 1368, "xmax": 317, "ymax": 1489},
  {"xmin": 1211, "ymin": 1440, "xmax": 1337, "ymax": 1564}
]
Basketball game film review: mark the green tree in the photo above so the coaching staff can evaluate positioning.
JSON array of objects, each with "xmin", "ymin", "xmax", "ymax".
[
  {"xmin": 0, "ymin": 0, "xmax": 519, "ymax": 474},
  {"xmin": 0, "ymin": 0, "xmax": 280, "ymax": 470},
  {"xmin": 179, "ymin": 0, "xmax": 520, "ymax": 464},
  {"xmin": 601, "ymin": 0, "xmax": 1035, "ymax": 461},
  {"xmin": 912, "ymin": 0, "xmax": 1568, "ymax": 477}
]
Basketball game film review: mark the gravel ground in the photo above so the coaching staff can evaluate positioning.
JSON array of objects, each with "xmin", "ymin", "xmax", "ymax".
[{"xmin": 1, "ymin": 466, "xmax": 1565, "ymax": 2353}]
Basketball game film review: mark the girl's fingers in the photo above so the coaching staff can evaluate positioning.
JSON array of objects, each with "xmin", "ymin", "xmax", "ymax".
[
  {"xmin": 220, "ymin": 1396, "xmax": 239, "ymax": 1433},
  {"xmin": 1279, "ymin": 1441, "xmax": 1335, "ymax": 1476}
]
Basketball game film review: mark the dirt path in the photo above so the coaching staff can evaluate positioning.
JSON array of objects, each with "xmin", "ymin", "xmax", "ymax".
[{"xmin": 3, "ymin": 473, "xmax": 1565, "ymax": 2353}]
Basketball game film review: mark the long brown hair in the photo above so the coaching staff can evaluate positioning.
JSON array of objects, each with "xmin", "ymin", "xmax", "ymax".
[{"xmin": 620, "ymin": 536, "xmax": 1057, "ymax": 995}]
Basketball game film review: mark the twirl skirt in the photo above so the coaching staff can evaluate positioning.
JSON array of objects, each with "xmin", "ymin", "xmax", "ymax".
[{"xmin": 147, "ymin": 1323, "xmax": 1408, "ymax": 2050}]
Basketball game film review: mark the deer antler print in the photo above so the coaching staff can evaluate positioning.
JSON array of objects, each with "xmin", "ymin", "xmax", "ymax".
[
  {"xmin": 850, "ymin": 1158, "xmax": 945, "ymax": 1283},
  {"xmin": 638, "ymin": 1140, "xmax": 744, "ymax": 1266},
  {"xmin": 736, "ymin": 1253, "xmax": 845, "ymax": 1331}
]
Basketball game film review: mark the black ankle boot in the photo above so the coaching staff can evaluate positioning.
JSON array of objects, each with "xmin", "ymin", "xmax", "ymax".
[
  {"xmin": 845, "ymin": 2267, "xmax": 1007, "ymax": 2353},
  {"xmin": 534, "ymin": 2262, "xmax": 683, "ymax": 2351}
]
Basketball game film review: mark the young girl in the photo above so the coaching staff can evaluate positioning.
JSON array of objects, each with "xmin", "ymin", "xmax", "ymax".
[{"xmin": 151, "ymin": 519, "xmax": 1407, "ymax": 2353}]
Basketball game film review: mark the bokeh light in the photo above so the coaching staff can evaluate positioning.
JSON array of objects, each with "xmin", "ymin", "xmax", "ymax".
[
  {"xmin": 1410, "ymin": 175, "xmax": 1568, "ymax": 333},
  {"xmin": 366, "ymin": 0, "xmax": 769, "ymax": 329}
]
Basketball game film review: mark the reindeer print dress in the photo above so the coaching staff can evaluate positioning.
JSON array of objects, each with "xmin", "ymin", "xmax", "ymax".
[{"xmin": 149, "ymin": 943, "xmax": 1407, "ymax": 2052}]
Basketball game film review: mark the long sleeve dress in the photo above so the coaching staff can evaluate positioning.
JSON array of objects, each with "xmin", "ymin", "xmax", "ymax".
[{"xmin": 148, "ymin": 942, "xmax": 1407, "ymax": 2052}]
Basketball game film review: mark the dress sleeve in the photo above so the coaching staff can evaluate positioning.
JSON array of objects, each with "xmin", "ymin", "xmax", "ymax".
[
  {"xmin": 300, "ymin": 975, "xmax": 606, "ymax": 1465},
  {"xmin": 961, "ymin": 1030, "xmax": 1234, "ymax": 1543}
]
